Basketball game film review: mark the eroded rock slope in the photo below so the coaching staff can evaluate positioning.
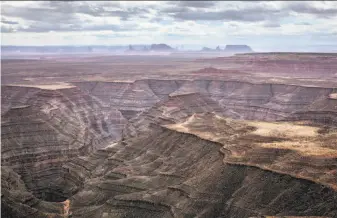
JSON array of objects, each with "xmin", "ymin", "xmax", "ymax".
[
  {"xmin": 1, "ymin": 86, "xmax": 126, "ymax": 205},
  {"xmin": 73, "ymin": 79, "xmax": 337, "ymax": 125},
  {"xmin": 1, "ymin": 77, "xmax": 337, "ymax": 218}
]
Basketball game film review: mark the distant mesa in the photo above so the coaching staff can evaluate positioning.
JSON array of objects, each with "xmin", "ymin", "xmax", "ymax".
[
  {"xmin": 125, "ymin": 45, "xmax": 138, "ymax": 53},
  {"xmin": 125, "ymin": 44, "xmax": 173, "ymax": 52},
  {"xmin": 125, "ymin": 45, "xmax": 149, "ymax": 53},
  {"xmin": 142, "ymin": 46, "xmax": 149, "ymax": 51},
  {"xmin": 150, "ymin": 43, "xmax": 174, "ymax": 51},
  {"xmin": 200, "ymin": 45, "xmax": 254, "ymax": 53},
  {"xmin": 128, "ymin": 45, "xmax": 134, "ymax": 51},
  {"xmin": 202, "ymin": 47, "xmax": 213, "ymax": 51},
  {"xmin": 224, "ymin": 45, "xmax": 253, "ymax": 53}
]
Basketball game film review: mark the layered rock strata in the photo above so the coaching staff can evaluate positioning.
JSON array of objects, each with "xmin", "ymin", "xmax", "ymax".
[
  {"xmin": 73, "ymin": 80, "xmax": 337, "ymax": 126},
  {"xmin": 4, "ymin": 126, "xmax": 336, "ymax": 217},
  {"xmin": 1, "ymin": 86, "xmax": 127, "ymax": 204},
  {"xmin": 165, "ymin": 113, "xmax": 337, "ymax": 191},
  {"xmin": 1, "ymin": 78, "xmax": 337, "ymax": 217}
]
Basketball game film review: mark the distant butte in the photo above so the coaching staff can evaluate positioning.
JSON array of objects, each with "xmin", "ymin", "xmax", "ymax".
[
  {"xmin": 202, "ymin": 47, "xmax": 213, "ymax": 51},
  {"xmin": 200, "ymin": 45, "xmax": 254, "ymax": 53},
  {"xmin": 224, "ymin": 44, "xmax": 253, "ymax": 53},
  {"xmin": 150, "ymin": 43, "xmax": 174, "ymax": 51}
]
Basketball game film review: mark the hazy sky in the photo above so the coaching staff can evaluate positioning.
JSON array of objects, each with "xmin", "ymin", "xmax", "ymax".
[{"xmin": 1, "ymin": 1, "xmax": 337, "ymax": 51}]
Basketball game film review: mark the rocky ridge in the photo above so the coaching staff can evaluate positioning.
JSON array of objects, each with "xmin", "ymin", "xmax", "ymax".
[
  {"xmin": 1, "ymin": 86, "xmax": 127, "ymax": 204},
  {"xmin": 73, "ymin": 79, "xmax": 337, "ymax": 126},
  {"xmin": 1, "ymin": 77, "xmax": 337, "ymax": 217}
]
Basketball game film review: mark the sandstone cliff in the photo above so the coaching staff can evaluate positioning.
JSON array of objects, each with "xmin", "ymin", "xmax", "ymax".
[{"xmin": 1, "ymin": 79, "xmax": 336, "ymax": 217}]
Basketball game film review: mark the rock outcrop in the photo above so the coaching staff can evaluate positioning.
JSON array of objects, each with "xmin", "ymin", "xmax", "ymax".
[
  {"xmin": 72, "ymin": 79, "xmax": 337, "ymax": 126},
  {"xmin": 3, "ymin": 125, "xmax": 336, "ymax": 217},
  {"xmin": 165, "ymin": 112, "xmax": 337, "ymax": 191},
  {"xmin": 150, "ymin": 44, "xmax": 174, "ymax": 51},
  {"xmin": 1, "ymin": 86, "xmax": 127, "ymax": 206},
  {"xmin": 202, "ymin": 47, "xmax": 213, "ymax": 51},
  {"xmin": 67, "ymin": 127, "xmax": 337, "ymax": 218},
  {"xmin": 1, "ymin": 77, "xmax": 337, "ymax": 217},
  {"xmin": 224, "ymin": 45, "xmax": 253, "ymax": 53},
  {"xmin": 126, "ymin": 45, "xmax": 134, "ymax": 52}
]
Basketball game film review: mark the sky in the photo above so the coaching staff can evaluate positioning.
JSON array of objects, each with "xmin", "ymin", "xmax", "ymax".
[{"xmin": 1, "ymin": 1, "xmax": 337, "ymax": 51}]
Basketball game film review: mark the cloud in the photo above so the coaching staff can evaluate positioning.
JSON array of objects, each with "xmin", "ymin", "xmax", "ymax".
[
  {"xmin": 1, "ymin": 18, "xmax": 19, "ymax": 25},
  {"xmin": 297, "ymin": 22, "xmax": 311, "ymax": 26},
  {"xmin": 1, "ymin": 1, "xmax": 337, "ymax": 50},
  {"xmin": 161, "ymin": 1, "xmax": 337, "ymax": 22},
  {"xmin": 169, "ymin": 1, "xmax": 217, "ymax": 8},
  {"xmin": 1, "ymin": 1, "xmax": 150, "ymax": 33},
  {"xmin": 164, "ymin": 7, "xmax": 283, "ymax": 22},
  {"xmin": 14, "ymin": 23, "xmax": 136, "ymax": 33},
  {"xmin": 159, "ymin": 2, "xmax": 290, "ymax": 22},
  {"xmin": 1, "ymin": 25, "xmax": 15, "ymax": 33},
  {"xmin": 2, "ymin": 1, "xmax": 336, "ymax": 33},
  {"xmin": 263, "ymin": 21, "xmax": 281, "ymax": 28},
  {"xmin": 286, "ymin": 2, "xmax": 337, "ymax": 17}
]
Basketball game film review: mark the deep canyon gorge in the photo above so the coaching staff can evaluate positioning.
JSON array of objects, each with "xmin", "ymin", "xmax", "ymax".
[{"xmin": 1, "ymin": 53, "xmax": 337, "ymax": 218}]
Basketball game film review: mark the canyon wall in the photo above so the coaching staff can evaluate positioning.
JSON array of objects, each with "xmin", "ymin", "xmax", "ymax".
[
  {"xmin": 1, "ymin": 78, "xmax": 336, "ymax": 217},
  {"xmin": 74, "ymin": 79, "xmax": 337, "ymax": 126},
  {"xmin": 1, "ymin": 86, "xmax": 127, "ymax": 203},
  {"xmin": 3, "ymin": 127, "xmax": 336, "ymax": 217}
]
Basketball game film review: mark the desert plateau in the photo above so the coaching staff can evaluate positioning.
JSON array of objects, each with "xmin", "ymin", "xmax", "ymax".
[
  {"xmin": 1, "ymin": 1, "xmax": 337, "ymax": 218},
  {"xmin": 2, "ymin": 51, "xmax": 337, "ymax": 218}
]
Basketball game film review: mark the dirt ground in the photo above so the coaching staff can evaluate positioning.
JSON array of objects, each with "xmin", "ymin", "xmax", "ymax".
[{"xmin": 2, "ymin": 53, "xmax": 337, "ymax": 89}]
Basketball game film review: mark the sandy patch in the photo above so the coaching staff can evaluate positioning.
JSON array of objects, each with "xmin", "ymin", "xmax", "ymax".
[
  {"xmin": 106, "ymin": 143, "xmax": 118, "ymax": 148},
  {"xmin": 247, "ymin": 121, "xmax": 319, "ymax": 138},
  {"xmin": 81, "ymin": 75, "xmax": 134, "ymax": 83},
  {"xmin": 8, "ymin": 82, "xmax": 75, "ymax": 90},
  {"xmin": 260, "ymin": 141, "xmax": 337, "ymax": 157},
  {"xmin": 329, "ymin": 93, "xmax": 337, "ymax": 99},
  {"xmin": 163, "ymin": 113, "xmax": 337, "ymax": 190}
]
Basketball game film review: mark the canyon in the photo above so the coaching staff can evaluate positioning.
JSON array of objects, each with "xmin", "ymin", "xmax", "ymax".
[{"xmin": 1, "ymin": 53, "xmax": 337, "ymax": 218}]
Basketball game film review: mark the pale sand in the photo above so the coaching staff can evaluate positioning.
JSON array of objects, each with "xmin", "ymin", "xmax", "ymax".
[
  {"xmin": 8, "ymin": 82, "xmax": 75, "ymax": 90},
  {"xmin": 260, "ymin": 141, "xmax": 337, "ymax": 157},
  {"xmin": 247, "ymin": 121, "xmax": 319, "ymax": 138},
  {"xmin": 165, "ymin": 113, "xmax": 336, "ymax": 157},
  {"xmin": 329, "ymin": 93, "xmax": 337, "ymax": 99}
]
